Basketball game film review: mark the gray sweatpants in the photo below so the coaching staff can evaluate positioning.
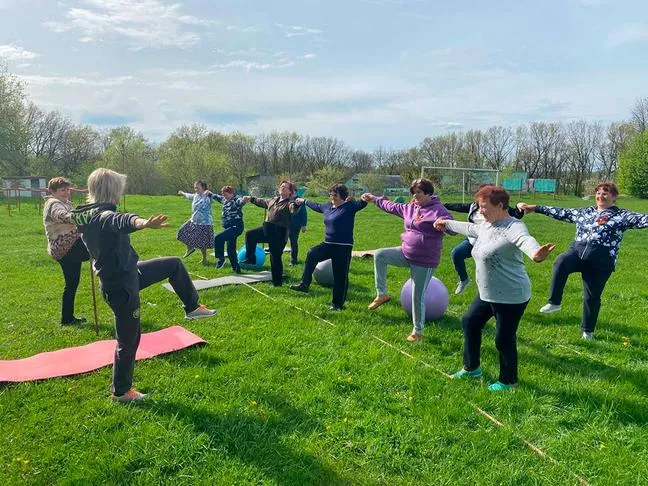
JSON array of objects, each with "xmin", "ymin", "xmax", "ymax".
[{"xmin": 374, "ymin": 247, "xmax": 435, "ymax": 335}]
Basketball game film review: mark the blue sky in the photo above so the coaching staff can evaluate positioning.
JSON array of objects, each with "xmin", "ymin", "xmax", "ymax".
[{"xmin": 1, "ymin": 0, "xmax": 646, "ymax": 150}]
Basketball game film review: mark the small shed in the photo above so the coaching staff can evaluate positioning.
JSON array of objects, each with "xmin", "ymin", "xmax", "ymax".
[{"xmin": 2, "ymin": 176, "xmax": 48, "ymax": 197}]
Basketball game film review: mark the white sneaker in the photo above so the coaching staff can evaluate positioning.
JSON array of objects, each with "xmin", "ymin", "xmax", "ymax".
[
  {"xmin": 454, "ymin": 279, "xmax": 471, "ymax": 295},
  {"xmin": 539, "ymin": 303, "xmax": 561, "ymax": 314},
  {"xmin": 185, "ymin": 304, "xmax": 217, "ymax": 320},
  {"xmin": 582, "ymin": 332, "xmax": 593, "ymax": 340}
]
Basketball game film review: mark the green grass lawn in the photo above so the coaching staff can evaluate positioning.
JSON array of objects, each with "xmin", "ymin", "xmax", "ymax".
[{"xmin": 2, "ymin": 192, "xmax": 648, "ymax": 485}]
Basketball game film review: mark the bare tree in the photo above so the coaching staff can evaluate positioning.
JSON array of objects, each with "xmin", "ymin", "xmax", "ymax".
[
  {"xmin": 483, "ymin": 126, "xmax": 514, "ymax": 170},
  {"xmin": 597, "ymin": 122, "xmax": 636, "ymax": 181},
  {"xmin": 461, "ymin": 129, "xmax": 486, "ymax": 168},
  {"xmin": 514, "ymin": 122, "xmax": 564, "ymax": 178},
  {"xmin": 564, "ymin": 121, "xmax": 602, "ymax": 196},
  {"xmin": 631, "ymin": 96, "xmax": 648, "ymax": 133},
  {"xmin": 419, "ymin": 133, "xmax": 464, "ymax": 168}
]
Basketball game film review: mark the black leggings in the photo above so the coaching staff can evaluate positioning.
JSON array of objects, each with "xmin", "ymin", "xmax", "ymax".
[
  {"xmin": 214, "ymin": 223, "xmax": 243, "ymax": 268},
  {"xmin": 462, "ymin": 295, "xmax": 529, "ymax": 385},
  {"xmin": 301, "ymin": 242, "xmax": 353, "ymax": 308},
  {"xmin": 245, "ymin": 222, "xmax": 288, "ymax": 286},
  {"xmin": 57, "ymin": 238, "xmax": 90, "ymax": 323},
  {"xmin": 102, "ymin": 257, "xmax": 199, "ymax": 395},
  {"xmin": 548, "ymin": 247, "xmax": 613, "ymax": 333}
]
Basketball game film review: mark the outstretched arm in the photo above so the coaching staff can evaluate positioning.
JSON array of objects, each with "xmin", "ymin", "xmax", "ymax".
[
  {"xmin": 506, "ymin": 220, "xmax": 555, "ymax": 262},
  {"xmin": 443, "ymin": 202, "xmax": 472, "ymax": 213},
  {"xmin": 621, "ymin": 210, "xmax": 648, "ymax": 230},
  {"xmin": 435, "ymin": 219, "xmax": 478, "ymax": 238},
  {"xmin": 134, "ymin": 215, "xmax": 171, "ymax": 230},
  {"xmin": 518, "ymin": 202, "xmax": 582, "ymax": 224},
  {"xmin": 362, "ymin": 193, "xmax": 405, "ymax": 218}
]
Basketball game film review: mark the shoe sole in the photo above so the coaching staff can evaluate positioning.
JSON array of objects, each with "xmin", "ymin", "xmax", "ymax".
[
  {"xmin": 290, "ymin": 287, "xmax": 309, "ymax": 293},
  {"xmin": 185, "ymin": 310, "xmax": 218, "ymax": 320},
  {"xmin": 368, "ymin": 297, "xmax": 391, "ymax": 310},
  {"xmin": 539, "ymin": 308, "xmax": 561, "ymax": 314}
]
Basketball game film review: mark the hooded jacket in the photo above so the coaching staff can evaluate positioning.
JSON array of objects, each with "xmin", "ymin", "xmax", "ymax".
[
  {"xmin": 374, "ymin": 196, "xmax": 452, "ymax": 267},
  {"xmin": 71, "ymin": 203, "xmax": 140, "ymax": 284}
]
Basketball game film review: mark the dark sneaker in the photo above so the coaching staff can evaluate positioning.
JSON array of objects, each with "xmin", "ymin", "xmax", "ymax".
[
  {"xmin": 289, "ymin": 283, "xmax": 309, "ymax": 293},
  {"xmin": 61, "ymin": 316, "xmax": 87, "ymax": 325},
  {"xmin": 240, "ymin": 259, "xmax": 256, "ymax": 265},
  {"xmin": 233, "ymin": 265, "xmax": 242, "ymax": 274},
  {"xmin": 329, "ymin": 304, "xmax": 345, "ymax": 311},
  {"xmin": 215, "ymin": 259, "xmax": 226, "ymax": 269},
  {"xmin": 183, "ymin": 248, "xmax": 196, "ymax": 258},
  {"xmin": 185, "ymin": 304, "xmax": 217, "ymax": 320}
]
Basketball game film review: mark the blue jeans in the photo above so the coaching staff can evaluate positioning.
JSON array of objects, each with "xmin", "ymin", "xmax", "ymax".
[
  {"xmin": 451, "ymin": 239, "xmax": 473, "ymax": 282},
  {"xmin": 214, "ymin": 224, "xmax": 243, "ymax": 269}
]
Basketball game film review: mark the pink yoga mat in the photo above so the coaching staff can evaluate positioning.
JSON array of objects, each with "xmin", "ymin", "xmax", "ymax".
[{"xmin": 0, "ymin": 326, "xmax": 206, "ymax": 383}]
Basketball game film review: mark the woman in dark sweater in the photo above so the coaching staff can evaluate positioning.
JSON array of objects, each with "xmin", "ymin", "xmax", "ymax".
[
  {"xmin": 72, "ymin": 168, "xmax": 216, "ymax": 403},
  {"xmin": 289, "ymin": 184, "xmax": 367, "ymax": 310},
  {"xmin": 242, "ymin": 180, "xmax": 299, "ymax": 286}
]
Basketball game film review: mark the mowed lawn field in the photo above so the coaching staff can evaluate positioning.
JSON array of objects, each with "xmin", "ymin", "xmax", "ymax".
[{"xmin": 2, "ymin": 192, "xmax": 648, "ymax": 485}]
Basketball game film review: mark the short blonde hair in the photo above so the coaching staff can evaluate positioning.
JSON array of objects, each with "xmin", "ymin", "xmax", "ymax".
[{"xmin": 87, "ymin": 168, "xmax": 127, "ymax": 204}]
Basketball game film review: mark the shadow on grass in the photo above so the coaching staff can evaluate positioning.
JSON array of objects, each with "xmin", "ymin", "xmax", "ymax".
[
  {"xmin": 150, "ymin": 393, "xmax": 345, "ymax": 484},
  {"xmin": 520, "ymin": 339, "xmax": 648, "ymax": 425}
]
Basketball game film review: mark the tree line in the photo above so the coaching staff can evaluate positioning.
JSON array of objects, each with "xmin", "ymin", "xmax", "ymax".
[{"xmin": 2, "ymin": 64, "xmax": 647, "ymax": 196}]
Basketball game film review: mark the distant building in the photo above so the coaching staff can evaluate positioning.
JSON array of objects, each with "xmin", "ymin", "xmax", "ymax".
[
  {"xmin": 2, "ymin": 176, "xmax": 47, "ymax": 197},
  {"xmin": 345, "ymin": 173, "xmax": 407, "ymax": 195}
]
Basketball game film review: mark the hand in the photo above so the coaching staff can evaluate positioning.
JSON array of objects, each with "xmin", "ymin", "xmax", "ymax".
[
  {"xmin": 433, "ymin": 218, "xmax": 447, "ymax": 231},
  {"xmin": 204, "ymin": 190, "xmax": 213, "ymax": 197},
  {"xmin": 142, "ymin": 215, "xmax": 170, "ymax": 229},
  {"xmin": 517, "ymin": 202, "xmax": 536, "ymax": 213},
  {"xmin": 177, "ymin": 190, "xmax": 183, "ymax": 196},
  {"xmin": 345, "ymin": 196, "xmax": 355, "ymax": 202},
  {"xmin": 301, "ymin": 226, "xmax": 307, "ymax": 233},
  {"xmin": 294, "ymin": 197, "xmax": 305, "ymax": 205},
  {"xmin": 360, "ymin": 193, "xmax": 374, "ymax": 203},
  {"xmin": 532, "ymin": 243, "xmax": 555, "ymax": 262},
  {"xmin": 242, "ymin": 196, "xmax": 251, "ymax": 203}
]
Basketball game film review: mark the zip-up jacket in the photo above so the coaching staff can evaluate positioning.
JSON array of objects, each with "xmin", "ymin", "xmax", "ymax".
[
  {"xmin": 210, "ymin": 193, "xmax": 245, "ymax": 228},
  {"xmin": 375, "ymin": 196, "xmax": 452, "ymax": 267},
  {"xmin": 71, "ymin": 203, "xmax": 140, "ymax": 284},
  {"xmin": 249, "ymin": 196, "xmax": 299, "ymax": 228},
  {"xmin": 536, "ymin": 204, "xmax": 648, "ymax": 268}
]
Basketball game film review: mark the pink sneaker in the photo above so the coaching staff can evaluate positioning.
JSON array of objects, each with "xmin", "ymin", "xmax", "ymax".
[{"xmin": 111, "ymin": 388, "xmax": 148, "ymax": 403}]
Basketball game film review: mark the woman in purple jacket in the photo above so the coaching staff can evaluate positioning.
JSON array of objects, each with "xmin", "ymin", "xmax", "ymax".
[{"xmin": 361, "ymin": 179, "xmax": 452, "ymax": 342}]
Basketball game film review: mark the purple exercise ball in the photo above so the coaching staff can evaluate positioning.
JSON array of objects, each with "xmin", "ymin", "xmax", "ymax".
[{"xmin": 400, "ymin": 277, "xmax": 449, "ymax": 321}]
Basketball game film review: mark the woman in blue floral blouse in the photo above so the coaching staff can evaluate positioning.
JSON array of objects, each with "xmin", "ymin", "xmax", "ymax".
[
  {"xmin": 177, "ymin": 181, "xmax": 214, "ymax": 264},
  {"xmin": 518, "ymin": 182, "xmax": 648, "ymax": 339}
]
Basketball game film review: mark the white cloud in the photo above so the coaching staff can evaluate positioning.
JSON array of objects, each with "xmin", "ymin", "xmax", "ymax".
[
  {"xmin": 275, "ymin": 23, "xmax": 324, "ymax": 38},
  {"xmin": 605, "ymin": 23, "xmax": 648, "ymax": 48},
  {"xmin": 19, "ymin": 74, "xmax": 134, "ymax": 87},
  {"xmin": 225, "ymin": 24, "xmax": 259, "ymax": 33},
  {"xmin": 0, "ymin": 44, "xmax": 40, "ymax": 61},
  {"xmin": 43, "ymin": 0, "xmax": 218, "ymax": 49},
  {"xmin": 303, "ymin": 53, "xmax": 316, "ymax": 59}
]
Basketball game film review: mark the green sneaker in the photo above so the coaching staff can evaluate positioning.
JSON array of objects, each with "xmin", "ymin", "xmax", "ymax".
[
  {"xmin": 488, "ymin": 381, "xmax": 515, "ymax": 392},
  {"xmin": 451, "ymin": 367, "xmax": 483, "ymax": 379}
]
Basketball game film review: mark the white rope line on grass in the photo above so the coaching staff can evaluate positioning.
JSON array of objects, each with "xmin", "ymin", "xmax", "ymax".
[
  {"xmin": 189, "ymin": 271, "xmax": 209, "ymax": 280},
  {"xmin": 244, "ymin": 284, "xmax": 591, "ymax": 486},
  {"xmin": 556, "ymin": 344, "xmax": 617, "ymax": 368},
  {"xmin": 241, "ymin": 282, "xmax": 337, "ymax": 328},
  {"xmin": 371, "ymin": 336, "xmax": 590, "ymax": 485}
]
